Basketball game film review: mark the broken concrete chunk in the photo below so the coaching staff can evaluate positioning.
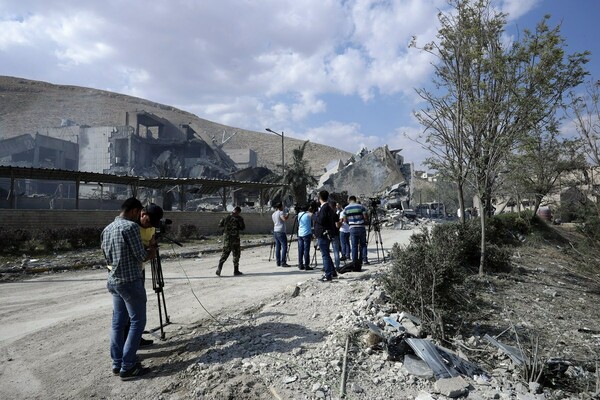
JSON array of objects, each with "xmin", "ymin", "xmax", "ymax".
[
  {"xmin": 402, "ymin": 319, "xmax": 422, "ymax": 337},
  {"xmin": 434, "ymin": 376, "xmax": 469, "ymax": 398},
  {"xmin": 415, "ymin": 391, "xmax": 437, "ymax": 400}
]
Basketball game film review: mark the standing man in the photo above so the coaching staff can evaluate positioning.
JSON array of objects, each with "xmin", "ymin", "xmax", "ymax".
[
  {"xmin": 344, "ymin": 196, "xmax": 370, "ymax": 266},
  {"xmin": 121, "ymin": 203, "xmax": 163, "ymax": 348},
  {"xmin": 216, "ymin": 206, "xmax": 246, "ymax": 276},
  {"xmin": 328, "ymin": 200, "xmax": 341, "ymax": 271},
  {"xmin": 272, "ymin": 202, "xmax": 290, "ymax": 267},
  {"xmin": 337, "ymin": 202, "xmax": 351, "ymax": 262},
  {"xmin": 296, "ymin": 203, "xmax": 314, "ymax": 271},
  {"xmin": 313, "ymin": 190, "xmax": 337, "ymax": 281},
  {"xmin": 102, "ymin": 197, "xmax": 155, "ymax": 380}
]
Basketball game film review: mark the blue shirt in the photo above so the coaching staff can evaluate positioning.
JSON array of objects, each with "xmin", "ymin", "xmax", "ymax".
[
  {"xmin": 102, "ymin": 216, "xmax": 148, "ymax": 285},
  {"xmin": 297, "ymin": 211, "xmax": 312, "ymax": 237},
  {"xmin": 344, "ymin": 203, "xmax": 368, "ymax": 228}
]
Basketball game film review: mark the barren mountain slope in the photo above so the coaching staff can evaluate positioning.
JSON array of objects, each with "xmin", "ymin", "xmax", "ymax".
[{"xmin": 0, "ymin": 76, "xmax": 351, "ymax": 173}]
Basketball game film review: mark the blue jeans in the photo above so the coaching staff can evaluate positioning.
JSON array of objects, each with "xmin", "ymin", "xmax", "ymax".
[
  {"xmin": 350, "ymin": 226, "xmax": 368, "ymax": 263},
  {"xmin": 297, "ymin": 234, "xmax": 311, "ymax": 268},
  {"xmin": 107, "ymin": 279, "xmax": 147, "ymax": 372},
  {"xmin": 273, "ymin": 231, "xmax": 288, "ymax": 265},
  {"xmin": 339, "ymin": 231, "xmax": 351, "ymax": 258},
  {"xmin": 331, "ymin": 235, "xmax": 341, "ymax": 269},
  {"xmin": 317, "ymin": 236, "xmax": 334, "ymax": 279}
]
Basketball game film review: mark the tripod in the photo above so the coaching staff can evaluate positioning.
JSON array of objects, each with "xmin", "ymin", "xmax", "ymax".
[
  {"xmin": 149, "ymin": 234, "xmax": 182, "ymax": 340},
  {"xmin": 367, "ymin": 207, "xmax": 386, "ymax": 263},
  {"xmin": 286, "ymin": 214, "xmax": 298, "ymax": 262}
]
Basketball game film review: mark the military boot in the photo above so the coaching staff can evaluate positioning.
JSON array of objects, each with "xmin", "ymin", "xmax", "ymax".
[
  {"xmin": 216, "ymin": 262, "xmax": 223, "ymax": 276},
  {"xmin": 233, "ymin": 265, "xmax": 243, "ymax": 276}
]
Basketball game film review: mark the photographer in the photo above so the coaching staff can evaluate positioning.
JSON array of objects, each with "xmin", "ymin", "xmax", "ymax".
[
  {"xmin": 313, "ymin": 190, "xmax": 337, "ymax": 282},
  {"xmin": 102, "ymin": 197, "xmax": 156, "ymax": 380},
  {"xmin": 271, "ymin": 202, "xmax": 290, "ymax": 267},
  {"xmin": 343, "ymin": 195, "xmax": 370, "ymax": 266},
  {"xmin": 296, "ymin": 203, "xmax": 315, "ymax": 271}
]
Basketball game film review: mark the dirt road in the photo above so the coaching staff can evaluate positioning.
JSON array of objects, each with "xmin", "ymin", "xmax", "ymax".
[{"xmin": 0, "ymin": 227, "xmax": 415, "ymax": 399}]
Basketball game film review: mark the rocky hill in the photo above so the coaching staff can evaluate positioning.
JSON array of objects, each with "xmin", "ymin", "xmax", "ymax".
[{"xmin": 0, "ymin": 76, "xmax": 351, "ymax": 175}]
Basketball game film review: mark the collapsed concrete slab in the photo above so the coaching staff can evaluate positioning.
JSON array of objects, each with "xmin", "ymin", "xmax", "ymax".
[{"xmin": 318, "ymin": 145, "xmax": 409, "ymax": 199}]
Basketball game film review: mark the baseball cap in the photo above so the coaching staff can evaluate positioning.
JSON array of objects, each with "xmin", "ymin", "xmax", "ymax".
[{"xmin": 144, "ymin": 203, "xmax": 164, "ymax": 228}]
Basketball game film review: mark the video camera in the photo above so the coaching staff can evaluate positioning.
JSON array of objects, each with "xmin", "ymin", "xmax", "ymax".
[
  {"xmin": 155, "ymin": 218, "xmax": 172, "ymax": 238},
  {"xmin": 369, "ymin": 197, "xmax": 381, "ymax": 208}
]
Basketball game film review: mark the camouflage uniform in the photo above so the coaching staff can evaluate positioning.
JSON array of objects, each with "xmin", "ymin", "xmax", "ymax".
[{"xmin": 216, "ymin": 212, "xmax": 245, "ymax": 275}]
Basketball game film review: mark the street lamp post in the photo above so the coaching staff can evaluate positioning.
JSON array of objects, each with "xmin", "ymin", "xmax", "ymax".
[{"xmin": 266, "ymin": 128, "xmax": 285, "ymax": 201}]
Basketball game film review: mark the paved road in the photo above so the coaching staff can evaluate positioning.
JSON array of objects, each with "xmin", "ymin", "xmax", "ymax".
[{"xmin": 0, "ymin": 227, "xmax": 415, "ymax": 399}]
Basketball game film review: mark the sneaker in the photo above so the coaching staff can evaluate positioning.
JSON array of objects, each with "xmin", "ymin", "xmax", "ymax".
[
  {"xmin": 298, "ymin": 265, "xmax": 306, "ymax": 270},
  {"xmin": 363, "ymin": 260, "xmax": 370, "ymax": 265},
  {"xmin": 215, "ymin": 268, "xmax": 222, "ymax": 276},
  {"xmin": 119, "ymin": 364, "xmax": 150, "ymax": 381},
  {"xmin": 305, "ymin": 266, "xmax": 314, "ymax": 271},
  {"xmin": 233, "ymin": 271, "xmax": 243, "ymax": 276},
  {"xmin": 332, "ymin": 270, "xmax": 339, "ymax": 278},
  {"xmin": 281, "ymin": 263, "xmax": 291, "ymax": 268},
  {"xmin": 140, "ymin": 337, "xmax": 153, "ymax": 347},
  {"xmin": 319, "ymin": 275, "xmax": 332, "ymax": 282},
  {"xmin": 112, "ymin": 367, "xmax": 120, "ymax": 375}
]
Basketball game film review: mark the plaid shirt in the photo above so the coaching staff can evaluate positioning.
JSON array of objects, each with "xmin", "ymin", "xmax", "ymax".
[{"xmin": 102, "ymin": 216, "xmax": 147, "ymax": 285}]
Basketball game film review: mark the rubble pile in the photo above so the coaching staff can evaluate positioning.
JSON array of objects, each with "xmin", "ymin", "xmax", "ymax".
[{"xmin": 156, "ymin": 262, "xmax": 595, "ymax": 399}]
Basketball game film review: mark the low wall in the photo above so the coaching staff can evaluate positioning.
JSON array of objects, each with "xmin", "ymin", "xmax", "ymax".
[{"xmin": 0, "ymin": 210, "xmax": 284, "ymax": 235}]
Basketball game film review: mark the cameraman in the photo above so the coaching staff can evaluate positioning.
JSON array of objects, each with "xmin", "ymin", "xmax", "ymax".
[
  {"xmin": 343, "ymin": 195, "xmax": 370, "ymax": 266},
  {"xmin": 296, "ymin": 203, "xmax": 315, "ymax": 271},
  {"xmin": 272, "ymin": 202, "xmax": 290, "ymax": 267},
  {"xmin": 102, "ymin": 198, "xmax": 156, "ymax": 380}
]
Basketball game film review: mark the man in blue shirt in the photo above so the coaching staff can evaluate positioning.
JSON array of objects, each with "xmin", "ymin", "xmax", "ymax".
[
  {"xmin": 296, "ymin": 202, "xmax": 315, "ymax": 271},
  {"xmin": 343, "ymin": 196, "xmax": 370, "ymax": 266},
  {"xmin": 102, "ymin": 197, "xmax": 156, "ymax": 380}
]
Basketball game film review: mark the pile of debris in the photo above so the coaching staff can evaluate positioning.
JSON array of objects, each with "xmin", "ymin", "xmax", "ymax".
[{"xmin": 156, "ymin": 263, "xmax": 595, "ymax": 399}]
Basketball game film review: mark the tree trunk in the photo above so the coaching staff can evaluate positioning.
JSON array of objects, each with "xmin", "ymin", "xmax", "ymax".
[
  {"xmin": 531, "ymin": 194, "xmax": 544, "ymax": 222},
  {"xmin": 457, "ymin": 183, "xmax": 466, "ymax": 224},
  {"xmin": 479, "ymin": 210, "xmax": 487, "ymax": 276}
]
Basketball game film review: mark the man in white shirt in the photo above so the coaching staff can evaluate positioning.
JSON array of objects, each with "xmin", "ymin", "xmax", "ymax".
[{"xmin": 272, "ymin": 202, "xmax": 290, "ymax": 267}]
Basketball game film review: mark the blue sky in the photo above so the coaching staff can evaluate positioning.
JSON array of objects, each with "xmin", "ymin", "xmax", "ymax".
[{"xmin": 0, "ymin": 0, "xmax": 598, "ymax": 170}]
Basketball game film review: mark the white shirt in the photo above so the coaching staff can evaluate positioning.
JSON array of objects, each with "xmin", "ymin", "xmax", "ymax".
[{"xmin": 272, "ymin": 210, "xmax": 286, "ymax": 232}]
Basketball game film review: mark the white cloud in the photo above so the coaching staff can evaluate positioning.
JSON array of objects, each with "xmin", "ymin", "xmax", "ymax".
[
  {"xmin": 500, "ymin": 0, "xmax": 541, "ymax": 21},
  {"xmin": 301, "ymin": 121, "xmax": 380, "ymax": 153}
]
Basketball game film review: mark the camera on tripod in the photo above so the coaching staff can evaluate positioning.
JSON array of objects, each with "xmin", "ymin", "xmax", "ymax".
[
  {"xmin": 369, "ymin": 197, "xmax": 381, "ymax": 209},
  {"xmin": 154, "ymin": 218, "xmax": 172, "ymax": 240}
]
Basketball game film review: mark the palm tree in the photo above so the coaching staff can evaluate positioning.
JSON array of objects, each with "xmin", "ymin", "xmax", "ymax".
[
  {"xmin": 262, "ymin": 140, "xmax": 317, "ymax": 206},
  {"xmin": 285, "ymin": 141, "xmax": 318, "ymax": 205}
]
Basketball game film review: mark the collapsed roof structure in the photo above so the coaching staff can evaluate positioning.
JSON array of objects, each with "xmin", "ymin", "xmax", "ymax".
[{"xmin": 318, "ymin": 146, "xmax": 412, "ymax": 206}]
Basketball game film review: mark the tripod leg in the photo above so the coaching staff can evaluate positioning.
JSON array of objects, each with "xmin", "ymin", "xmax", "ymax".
[{"xmin": 156, "ymin": 292, "xmax": 165, "ymax": 340}]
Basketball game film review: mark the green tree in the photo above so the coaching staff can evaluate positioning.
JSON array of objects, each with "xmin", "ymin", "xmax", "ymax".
[
  {"xmin": 505, "ymin": 119, "xmax": 586, "ymax": 220},
  {"xmin": 284, "ymin": 141, "xmax": 318, "ymax": 205},
  {"xmin": 415, "ymin": 0, "xmax": 588, "ymax": 275},
  {"xmin": 261, "ymin": 140, "xmax": 316, "ymax": 207}
]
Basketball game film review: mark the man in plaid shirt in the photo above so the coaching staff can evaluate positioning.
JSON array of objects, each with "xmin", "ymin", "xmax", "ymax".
[{"xmin": 102, "ymin": 197, "xmax": 156, "ymax": 380}]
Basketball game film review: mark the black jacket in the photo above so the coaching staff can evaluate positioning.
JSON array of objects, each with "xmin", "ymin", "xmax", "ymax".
[{"xmin": 313, "ymin": 202, "xmax": 338, "ymax": 238}]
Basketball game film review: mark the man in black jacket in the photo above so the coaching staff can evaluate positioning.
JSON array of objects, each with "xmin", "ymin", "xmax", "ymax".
[{"xmin": 313, "ymin": 190, "xmax": 337, "ymax": 281}]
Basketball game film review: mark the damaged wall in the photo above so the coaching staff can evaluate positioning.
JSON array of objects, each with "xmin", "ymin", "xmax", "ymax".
[{"xmin": 319, "ymin": 146, "xmax": 408, "ymax": 198}]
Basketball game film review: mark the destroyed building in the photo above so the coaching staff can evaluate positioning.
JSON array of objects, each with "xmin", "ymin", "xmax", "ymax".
[
  {"xmin": 0, "ymin": 111, "xmax": 246, "ymax": 202},
  {"xmin": 318, "ymin": 146, "xmax": 412, "ymax": 207}
]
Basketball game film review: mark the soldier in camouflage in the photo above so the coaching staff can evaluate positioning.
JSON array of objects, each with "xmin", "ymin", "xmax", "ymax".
[{"xmin": 216, "ymin": 206, "xmax": 246, "ymax": 276}]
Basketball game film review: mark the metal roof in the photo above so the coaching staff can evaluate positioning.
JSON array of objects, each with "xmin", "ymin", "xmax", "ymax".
[{"xmin": 0, "ymin": 165, "xmax": 281, "ymax": 193}]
